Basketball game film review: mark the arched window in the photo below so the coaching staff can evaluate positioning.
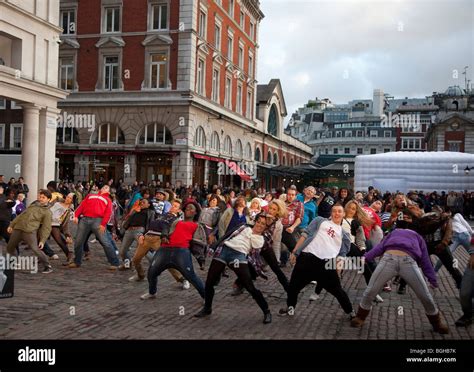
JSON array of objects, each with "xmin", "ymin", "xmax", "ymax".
[
  {"xmin": 273, "ymin": 153, "xmax": 278, "ymax": 166},
  {"xmin": 195, "ymin": 126, "xmax": 206, "ymax": 148},
  {"xmin": 296, "ymin": 159, "xmax": 300, "ymax": 165},
  {"xmin": 290, "ymin": 158, "xmax": 294, "ymax": 167},
  {"xmin": 267, "ymin": 150, "xmax": 272, "ymax": 164},
  {"xmin": 282, "ymin": 156, "xmax": 287, "ymax": 166},
  {"xmin": 91, "ymin": 123, "xmax": 125, "ymax": 144},
  {"xmin": 267, "ymin": 104, "xmax": 278, "ymax": 136},
  {"xmin": 235, "ymin": 139, "xmax": 243, "ymax": 158},
  {"xmin": 211, "ymin": 131, "xmax": 220, "ymax": 151},
  {"xmin": 244, "ymin": 143, "xmax": 252, "ymax": 159},
  {"xmin": 224, "ymin": 135, "xmax": 232, "ymax": 154},
  {"xmin": 57, "ymin": 127, "xmax": 80, "ymax": 144},
  {"xmin": 138, "ymin": 123, "xmax": 173, "ymax": 144},
  {"xmin": 255, "ymin": 147, "xmax": 261, "ymax": 162}
]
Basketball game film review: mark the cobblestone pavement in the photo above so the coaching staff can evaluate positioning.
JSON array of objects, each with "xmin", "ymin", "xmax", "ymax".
[{"xmin": 0, "ymin": 233, "xmax": 473, "ymax": 340}]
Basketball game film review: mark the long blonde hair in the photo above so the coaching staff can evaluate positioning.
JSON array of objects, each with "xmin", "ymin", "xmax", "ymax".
[
  {"xmin": 344, "ymin": 200, "xmax": 373, "ymax": 228},
  {"xmin": 269, "ymin": 199, "xmax": 289, "ymax": 219}
]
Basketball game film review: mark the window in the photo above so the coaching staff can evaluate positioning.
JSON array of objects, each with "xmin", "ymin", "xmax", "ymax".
[
  {"xmin": 197, "ymin": 59, "xmax": 205, "ymax": 95},
  {"xmin": 211, "ymin": 132, "xmax": 220, "ymax": 151},
  {"xmin": 214, "ymin": 24, "xmax": 221, "ymax": 51},
  {"xmin": 335, "ymin": 131, "xmax": 342, "ymax": 138},
  {"xmin": 370, "ymin": 148, "xmax": 377, "ymax": 154},
  {"xmin": 139, "ymin": 123, "xmax": 173, "ymax": 145},
  {"xmin": 248, "ymin": 54, "xmax": 253, "ymax": 77},
  {"xmin": 246, "ymin": 90, "xmax": 252, "ymax": 118},
  {"xmin": 235, "ymin": 140, "xmax": 243, "ymax": 158},
  {"xmin": 333, "ymin": 148, "xmax": 338, "ymax": 154},
  {"xmin": 61, "ymin": 9, "xmax": 76, "ymax": 35},
  {"xmin": 255, "ymin": 147, "xmax": 261, "ymax": 162},
  {"xmin": 384, "ymin": 131, "xmax": 391, "ymax": 138},
  {"xmin": 250, "ymin": 22, "xmax": 255, "ymax": 40},
  {"xmin": 57, "ymin": 127, "xmax": 80, "ymax": 144},
  {"xmin": 59, "ymin": 57, "xmax": 74, "ymax": 90},
  {"xmin": 345, "ymin": 131, "xmax": 352, "ymax": 138},
  {"xmin": 236, "ymin": 84, "xmax": 242, "ymax": 114},
  {"xmin": 103, "ymin": 7, "xmax": 120, "ymax": 33},
  {"xmin": 273, "ymin": 153, "xmax": 278, "ymax": 165},
  {"xmin": 212, "ymin": 69, "xmax": 220, "ymax": 102},
  {"xmin": 326, "ymin": 132, "xmax": 332, "ymax": 138},
  {"xmin": 448, "ymin": 141, "xmax": 460, "ymax": 152},
  {"xmin": 356, "ymin": 130, "xmax": 364, "ymax": 137},
  {"xmin": 238, "ymin": 45, "xmax": 244, "ymax": 68},
  {"xmin": 0, "ymin": 124, "xmax": 4, "ymax": 148},
  {"xmin": 10, "ymin": 124, "xmax": 23, "ymax": 149},
  {"xmin": 10, "ymin": 101, "xmax": 21, "ymax": 109},
  {"xmin": 227, "ymin": 36, "xmax": 233, "ymax": 61},
  {"xmin": 224, "ymin": 76, "xmax": 232, "ymax": 109},
  {"xmin": 150, "ymin": 53, "xmax": 168, "ymax": 89},
  {"xmin": 344, "ymin": 148, "xmax": 350, "ymax": 154},
  {"xmin": 282, "ymin": 156, "xmax": 287, "ymax": 165},
  {"xmin": 151, "ymin": 4, "xmax": 168, "ymax": 30},
  {"xmin": 401, "ymin": 138, "xmax": 422, "ymax": 150},
  {"xmin": 0, "ymin": 99, "xmax": 5, "ymax": 109},
  {"xmin": 104, "ymin": 56, "xmax": 119, "ymax": 90},
  {"xmin": 198, "ymin": 11, "xmax": 207, "ymax": 39},
  {"xmin": 267, "ymin": 104, "xmax": 278, "ymax": 136},
  {"xmin": 384, "ymin": 148, "xmax": 390, "ymax": 153},
  {"xmin": 267, "ymin": 151, "xmax": 272, "ymax": 164},
  {"xmin": 240, "ymin": 11, "xmax": 245, "ymax": 27},
  {"xmin": 370, "ymin": 130, "xmax": 378, "ymax": 138},
  {"xmin": 357, "ymin": 148, "xmax": 363, "ymax": 154},
  {"xmin": 228, "ymin": 0, "xmax": 234, "ymax": 18},
  {"xmin": 195, "ymin": 126, "xmax": 206, "ymax": 148},
  {"xmin": 93, "ymin": 123, "xmax": 125, "ymax": 144},
  {"xmin": 244, "ymin": 142, "xmax": 252, "ymax": 159},
  {"xmin": 325, "ymin": 149, "xmax": 328, "ymax": 155},
  {"xmin": 224, "ymin": 135, "xmax": 232, "ymax": 154}
]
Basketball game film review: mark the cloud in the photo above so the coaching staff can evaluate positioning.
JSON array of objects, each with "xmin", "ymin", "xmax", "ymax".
[{"xmin": 257, "ymin": 0, "xmax": 474, "ymax": 120}]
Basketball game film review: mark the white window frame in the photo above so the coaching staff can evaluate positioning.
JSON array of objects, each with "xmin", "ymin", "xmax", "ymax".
[
  {"xmin": 236, "ymin": 84, "xmax": 242, "ymax": 114},
  {"xmin": 246, "ymin": 90, "xmax": 252, "ymax": 118},
  {"xmin": 335, "ymin": 131, "xmax": 342, "ymax": 138},
  {"xmin": 344, "ymin": 147, "xmax": 350, "ymax": 154},
  {"xmin": 149, "ymin": 3, "xmax": 168, "ymax": 31},
  {"xmin": 240, "ymin": 10, "xmax": 245, "ymax": 28},
  {"xmin": 211, "ymin": 132, "xmax": 220, "ymax": 151},
  {"xmin": 384, "ymin": 148, "xmax": 390, "ymax": 153},
  {"xmin": 142, "ymin": 123, "xmax": 170, "ymax": 144},
  {"xmin": 370, "ymin": 130, "xmax": 378, "ymax": 138},
  {"xmin": 357, "ymin": 148, "xmax": 363, "ymax": 154},
  {"xmin": 244, "ymin": 142, "xmax": 252, "ymax": 159},
  {"xmin": 195, "ymin": 126, "xmax": 206, "ymax": 148},
  {"xmin": 238, "ymin": 44, "xmax": 244, "ymax": 69},
  {"xmin": 0, "ymin": 99, "xmax": 5, "ymax": 110},
  {"xmin": 249, "ymin": 21, "xmax": 255, "ymax": 40},
  {"xmin": 214, "ymin": 22, "xmax": 221, "ymax": 51},
  {"xmin": 102, "ymin": 6, "xmax": 121, "ymax": 33},
  {"xmin": 228, "ymin": 0, "xmax": 234, "ymax": 18},
  {"xmin": 10, "ymin": 123, "xmax": 23, "ymax": 149},
  {"xmin": 235, "ymin": 139, "xmax": 243, "ymax": 158},
  {"xmin": 59, "ymin": 56, "xmax": 75, "ymax": 91},
  {"xmin": 447, "ymin": 141, "xmax": 461, "ymax": 152},
  {"xmin": 57, "ymin": 126, "xmax": 78, "ymax": 144},
  {"xmin": 198, "ymin": 10, "xmax": 207, "ymax": 39},
  {"xmin": 370, "ymin": 148, "xmax": 377, "ymax": 154},
  {"xmin": 248, "ymin": 52, "xmax": 253, "ymax": 77},
  {"xmin": 356, "ymin": 130, "xmax": 364, "ymax": 137},
  {"xmin": 197, "ymin": 58, "xmax": 205, "ymax": 95},
  {"xmin": 11, "ymin": 101, "xmax": 21, "ymax": 109},
  {"xmin": 344, "ymin": 130, "xmax": 352, "ymax": 138},
  {"xmin": 97, "ymin": 123, "xmax": 120, "ymax": 144},
  {"xmin": 384, "ymin": 130, "xmax": 392, "ymax": 138},
  {"xmin": 224, "ymin": 136, "xmax": 232, "ymax": 154},
  {"xmin": 224, "ymin": 75, "xmax": 232, "ymax": 109},
  {"xmin": 212, "ymin": 68, "xmax": 220, "ymax": 103},
  {"xmin": 0, "ymin": 124, "xmax": 5, "ymax": 148},
  {"xmin": 227, "ymin": 35, "xmax": 233, "ymax": 61},
  {"xmin": 103, "ymin": 55, "xmax": 120, "ymax": 91},
  {"xmin": 333, "ymin": 148, "xmax": 338, "ymax": 154},
  {"xmin": 150, "ymin": 53, "xmax": 168, "ymax": 89},
  {"xmin": 61, "ymin": 9, "xmax": 76, "ymax": 35}
]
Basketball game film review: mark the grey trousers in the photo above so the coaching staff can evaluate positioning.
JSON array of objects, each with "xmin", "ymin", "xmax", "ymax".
[
  {"xmin": 6, "ymin": 229, "xmax": 50, "ymax": 267},
  {"xmin": 360, "ymin": 253, "xmax": 438, "ymax": 315}
]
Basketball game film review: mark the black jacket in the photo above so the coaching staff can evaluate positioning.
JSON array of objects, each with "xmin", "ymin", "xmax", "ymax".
[{"xmin": 0, "ymin": 194, "xmax": 15, "ymax": 222}]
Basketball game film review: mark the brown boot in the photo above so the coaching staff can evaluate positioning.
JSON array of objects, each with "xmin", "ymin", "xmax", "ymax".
[
  {"xmin": 350, "ymin": 306, "xmax": 371, "ymax": 328},
  {"xmin": 427, "ymin": 312, "xmax": 449, "ymax": 334}
]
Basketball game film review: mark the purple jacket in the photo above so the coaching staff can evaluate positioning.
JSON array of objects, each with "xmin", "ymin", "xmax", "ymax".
[{"xmin": 364, "ymin": 228, "xmax": 437, "ymax": 287}]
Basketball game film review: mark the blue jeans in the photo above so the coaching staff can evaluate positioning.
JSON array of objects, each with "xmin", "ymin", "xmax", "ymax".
[
  {"xmin": 73, "ymin": 217, "xmax": 120, "ymax": 266},
  {"xmin": 147, "ymin": 247, "xmax": 205, "ymax": 298},
  {"xmin": 460, "ymin": 265, "xmax": 474, "ymax": 317},
  {"xmin": 120, "ymin": 228, "xmax": 144, "ymax": 262},
  {"xmin": 214, "ymin": 245, "xmax": 248, "ymax": 265},
  {"xmin": 435, "ymin": 232, "xmax": 471, "ymax": 272}
]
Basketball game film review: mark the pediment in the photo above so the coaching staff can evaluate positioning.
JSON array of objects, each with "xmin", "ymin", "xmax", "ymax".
[
  {"xmin": 60, "ymin": 38, "xmax": 80, "ymax": 49},
  {"xmin": 142, "ymin": 34, "xmax": 173, "ymax": 46},
  {"xmin": 96, "ymin": 36, "xmax": 126, "ymax": 48}
]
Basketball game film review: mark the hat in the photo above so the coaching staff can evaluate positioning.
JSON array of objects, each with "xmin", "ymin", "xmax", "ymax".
[{"xmin": 155, "ymin": 189, "xmax": 167, "ymax": 196}]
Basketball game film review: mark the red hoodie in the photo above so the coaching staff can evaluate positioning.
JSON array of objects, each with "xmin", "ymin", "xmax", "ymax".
[{"xmin": 75, "ymin": 192, "xmax": 112, "ymax": 227}]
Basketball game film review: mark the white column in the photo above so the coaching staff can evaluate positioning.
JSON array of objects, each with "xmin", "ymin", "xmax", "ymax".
[
  {"xmin": 21, "ymin": 104, "xmax": 41, "ymax": 205},
  {"xmin": 38, "ymin": 107, "xmax": 61, "ymax": 188}
]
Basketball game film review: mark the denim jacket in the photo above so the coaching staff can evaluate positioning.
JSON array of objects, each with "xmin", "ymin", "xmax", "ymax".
[{"xmin": 294, "ymin": 217, "xmax": 350, "ymax": 258}]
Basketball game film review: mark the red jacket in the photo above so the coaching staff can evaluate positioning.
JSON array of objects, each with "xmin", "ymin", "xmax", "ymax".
[{"xmin": 75, "ymin": 192, "xmax": 113, "ymax": 227}]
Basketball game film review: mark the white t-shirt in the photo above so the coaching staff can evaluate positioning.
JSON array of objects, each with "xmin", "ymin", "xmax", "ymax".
[
  {"xmin": 303, "ymin": 220, "xmax": 343, "ymax": 259},
  {"xmin": 224, "ymin": 227, "xmax": 264, "ymax": 255}
]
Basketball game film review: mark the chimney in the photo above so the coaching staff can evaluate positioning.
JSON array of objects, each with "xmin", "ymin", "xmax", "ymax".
[{"xmin": 373, "ymin": 89, "xmax": 384, "ymax": 118}]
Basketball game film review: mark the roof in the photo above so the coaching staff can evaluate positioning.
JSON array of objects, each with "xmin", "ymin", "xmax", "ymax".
[{"xmin": 256, "ymin": 79, "xmax": 287, "ymax": 116}]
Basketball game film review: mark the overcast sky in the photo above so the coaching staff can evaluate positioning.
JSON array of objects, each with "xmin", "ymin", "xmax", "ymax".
[{"xmin": 257, "ymin": 0, "xmax": 474, "ymax": 121}]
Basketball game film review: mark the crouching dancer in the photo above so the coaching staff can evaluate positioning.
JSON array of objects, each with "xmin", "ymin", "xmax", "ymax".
[
  {"xmin": 194, "ymin": 213, "xmax": 272, "ymax": 324},
  {"xmin": 140, "ymin": 203, "xmax": 206, "ymax": 300},
  {"xmin": 351, "ymin": 222, "xmax": 449, "ymax": 334},
  {"xmin": 279, "ymin": 205, "xmax": 355, "ymax": 318}
]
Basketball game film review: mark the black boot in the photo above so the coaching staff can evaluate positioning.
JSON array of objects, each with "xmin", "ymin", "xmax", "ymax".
[
  {"xmin": 194, "ymin": 307, "xmax": 212, "ymax": 318},
  {"xmin": 455, "ymin": 314, "xmax": 472, "ymax": 327},
  {"xmin": 263, "ymin": 310, "xmax": 272, "ymax": 324}
]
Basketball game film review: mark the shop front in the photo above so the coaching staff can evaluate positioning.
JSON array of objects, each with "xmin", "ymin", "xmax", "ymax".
[{"xmin": 137, "ymin": 153, "xmax": 174, "ymax": 185}]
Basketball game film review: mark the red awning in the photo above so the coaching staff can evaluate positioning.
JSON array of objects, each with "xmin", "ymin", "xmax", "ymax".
[{"xmin": 224, "ymin": 160, "xmax": 252, "ymax": 182}]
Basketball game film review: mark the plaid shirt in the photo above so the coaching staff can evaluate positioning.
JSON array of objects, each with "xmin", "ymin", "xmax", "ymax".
[{"xmin": 281, "ymin": 200, "xmax": 304, "ymax": 227}]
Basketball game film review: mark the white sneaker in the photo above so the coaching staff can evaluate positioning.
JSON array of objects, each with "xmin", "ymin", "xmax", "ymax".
[
  {"xmin": 90, "ymin": 239, "xmax": 97, "ymax": 243},
  {"xmin": 182, "ymin": 280, "xmax": 190, "ymax": 290},
  {"xmin": 310, "ymin": 281, "xmax": 317, "ymax": 284},
  {"xmin": 374, "ymin": 294, "xmax": 384, "ymax": 303},
  {"xmin": 309, "ymin": 293, "xmax": 320, "ymax": 301},
  {"xmin": 128, "ymin": 275, "xmax": 143, "ymax": 282},
  {"xmin": 51, "ymin": 254, "xmax": 59, "ymax": 260},
  {"xmin": 140, "ymin": 293, "xmax": 156, "ymax": 300}
]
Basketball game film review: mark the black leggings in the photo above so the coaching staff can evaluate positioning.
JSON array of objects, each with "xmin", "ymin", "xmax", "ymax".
[
  {"xmin": 0, "ymin": 220, "xmax": 10, "ymax": 243},
  {"xmin": 50, "ymin": 227, "xmax": 70, "ymax": 257},
  {"xmin": 399, "ymin": 241, "xmax": 463, "ymax": 290},
  {"xmin": 288, "ymin": 253, "xmax": 353, "ymax": 314},
  {"xmin": 205, "ymin": 259, "xmax": 269, "ymax": 314},
  {"xmin": 234, "ymin": 248, "xmax": 289, "ymax": 292},
  {"xmin": 280, "ymin": 230, "xmax": 298, "ymax": 264}
]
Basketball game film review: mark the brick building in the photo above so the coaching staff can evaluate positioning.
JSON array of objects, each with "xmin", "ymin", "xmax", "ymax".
[{"xmin": 55, "ymin": 0, "xmax": 311, "ymax": 188}]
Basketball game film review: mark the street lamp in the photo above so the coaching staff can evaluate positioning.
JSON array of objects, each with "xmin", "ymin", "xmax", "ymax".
[{"xmin": 464, "ymin": 166, "xmax": 474, "ymax": 175}]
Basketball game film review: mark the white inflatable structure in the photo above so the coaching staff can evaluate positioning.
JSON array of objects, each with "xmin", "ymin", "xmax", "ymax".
[{"xmin": 354, "ymin": 152, "xmax": 474, "ymax": 193}]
